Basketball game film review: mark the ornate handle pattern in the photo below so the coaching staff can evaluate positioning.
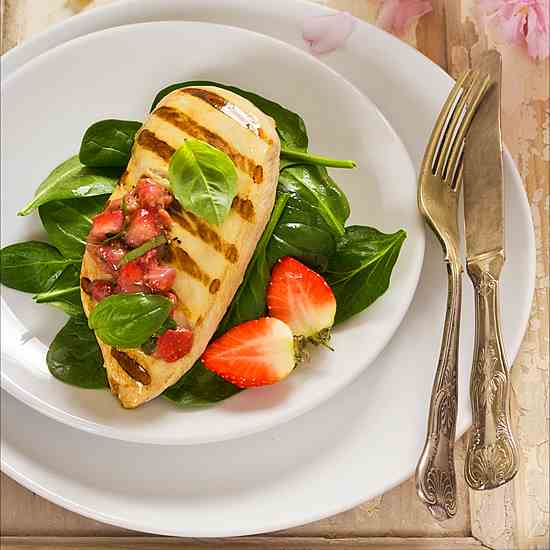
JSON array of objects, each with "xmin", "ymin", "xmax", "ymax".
[
  {"xmin": 465, "ymin": 252, "xmax": 519, "ymax": 490},
  {"xmin": 416, "ymin": 260, "xmax": 461, "ymax": 520}
]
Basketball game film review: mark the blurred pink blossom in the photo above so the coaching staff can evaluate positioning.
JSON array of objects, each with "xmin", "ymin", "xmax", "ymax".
[
  {"xmin": 376, "ymin": 0, "xmax": 433, "ymax": 36},
  {"xmin": 479, "ymin": 0, "xmax": 549, "ymax": 59},
  {"xmin": 302, "ymin": 12, "xmax": 357, "ymax": 55}
]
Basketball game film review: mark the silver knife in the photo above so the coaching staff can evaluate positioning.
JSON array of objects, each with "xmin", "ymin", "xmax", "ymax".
[{"xmin": 463, "ymin": 50, "xmax": 520, "ymax": 490}]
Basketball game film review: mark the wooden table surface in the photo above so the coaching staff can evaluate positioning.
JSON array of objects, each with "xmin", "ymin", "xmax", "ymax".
[{"xmin": 1, "ymin": 1, "xmax": 548, "ymax": 549}]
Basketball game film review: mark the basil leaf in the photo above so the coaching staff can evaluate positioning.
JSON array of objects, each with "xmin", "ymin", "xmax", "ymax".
[
  {"xmin": 89, "ymin": 293, "xmax": 171, "ymax": 348},
  {"xmin": 326, "ymin": 226, "xmax": 407, "ymax": 324},
  {"xmin": 34, "ymin": 264, "xmax": 83, "ymax": 317},
  {"xmin": 164, "ymin": 360, "xmax": 240, "ymax": 407},
  {"xmin": 119, "ymin": 234, "xmax": 166, "ymax": 266},
  {"xmin": 151, "ymin": 80, "xmax": 308, "ymax": 150},
  {"xmin": 18, "ymin": 156, "xmax": 120, "ymax": 216},
  {"xmin": 168, "ymin": 138, "xmax": 237, "ymax": 225},
  {"xmin": 280, "ymin": 146, "xmax": 356, "ymax": 169},
  {"xmin": 79, "ymin": 119, "xmax": 142, "ymax": 168},
  {"xmin": 0, "ymin": 241, "xmax": 77, "ymax": 293},
  {"xmin": 39, "ymin": 196, "xmax": 107, "ymax": 259},
  {"xmin": 47, "ymin": 316, "xmax": 108, "ymax": 389}
]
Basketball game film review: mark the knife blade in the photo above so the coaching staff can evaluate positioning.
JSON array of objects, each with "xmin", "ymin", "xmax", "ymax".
[{"xmin": 464, "ymin": 50, "xmax": 504, "ymax": 261}]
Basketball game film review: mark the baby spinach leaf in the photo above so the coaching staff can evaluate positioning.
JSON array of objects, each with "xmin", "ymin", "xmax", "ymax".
[
  {"xmin": 47, "ymin": 316, "xmax": 108, "ymax": 389},
  {"xmin": 34, "ymin": 264, "xmax": 83, "ymax": 317},
  {"xmin": 280, "ymin": 146, "xmax": 356, "ymax": 169},
  {"xmin": 151, "ymin": 80, "xmax": 308, "ymax": 150},
  {"xmin": 39, "ymin": 196, "xmax": 107, "ymax": 259},
  {"xmin": 0, "ymin": 241, "xmax": 77, "ymax": 293},
  {"xmin": 168, "ymin": 138, "xmax": 237, "ymax": 225},
  {"xmin": 89, "ymin": 293, "xmax": 171, "ymax": 348},
  {"xmin": 18, "ymin": 156, "xmax": 120, "ymax": 216},
  {"xmin": 326, "ymin": 226, "xmax": 407, "ymax": 324},
  {"xmin": 164, "ymin": 360, "xmax": 240, "ymax": 406},
  {"xmin": 278, "ymin": 165, "xmax": 350, "ymax": 238},
  {"xmin": 79, "ymin": 119, "xmax": 142, "ymax": 168}
]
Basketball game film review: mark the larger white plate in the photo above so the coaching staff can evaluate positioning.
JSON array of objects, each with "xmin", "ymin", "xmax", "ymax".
[
  {"xmin": 1, "ymin": 20, "xmax": 423, "ymax": 445},
  {"xmin": 1, "ymin": 0, "xmax": 535, "ymax": 537}
]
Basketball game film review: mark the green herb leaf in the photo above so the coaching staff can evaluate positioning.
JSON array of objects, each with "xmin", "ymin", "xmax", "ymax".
[
  {"xmin": 119, "ymin": 234, "xmax": 166, "ymax": 266},
  {"xmin": 39, "ymin": 196, "xmax": 107, "ymax": 259},
  {"xmin": 34, "ymin": 264, "xmax": 83, "ymax": 317},
  {"xmin": 280, "ymin": 146, "xmax": 356, "ymax": 169},
  {"xmin": 79, "ymin": 119, "xmax": 142, "ymax": 168},
  {"xmin": 47, "ymin": 316, "xmax": 108, "ymax": 389},
  {"xmin": 18, "ymin": 156, "xmax": 120, "ymax": 216},
  {"xmin": 168, "ymin": 138, "xmax": 237, "ymax": 225},
  {"xmin": 326, "ymin": 226, "xmax": 407, "ymax": 324},
  {"xmin": 89, "ymin": 293, "xmax": 171, "ymax": 348},
  {"xmin": 163, "ymin": 360, "xmax": 240, "ymax": 406},
  {"xmin": 0, "ymin": 241, "xmax": 77, "ymax": 293},
  {"xmin": 151, "ymin": 80, "xmax": 308, "ymax": 150}
]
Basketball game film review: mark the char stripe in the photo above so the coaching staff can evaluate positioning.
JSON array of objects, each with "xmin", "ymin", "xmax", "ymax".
[
  {"xmin": 111, "ymin": 350, "xmax": 151, "ymax": 385},
  {"xmin": 153, "ymin": 105, "xmax": 263, "ymax": 183},
  {"xmin": 137, "ymin": 129, "xmax": 175, "ymax": 162},
  {"xmin": 172, "ymin": 246, "xmax": 211, "ymax": 286}
]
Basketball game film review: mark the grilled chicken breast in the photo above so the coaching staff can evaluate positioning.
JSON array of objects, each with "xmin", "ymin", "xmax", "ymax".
[{"xmin": 81, "ymin": 86, "xmax": 280, "ymax": 408}]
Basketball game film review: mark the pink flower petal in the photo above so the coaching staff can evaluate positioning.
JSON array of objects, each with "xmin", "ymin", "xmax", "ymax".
[
  {"xmin": 302, "ymin": 12, "xmax": 356, "ymax": 55},
  {"xmin": 377, "ymin": 0, "xmax": 433, "ymax": 36}
]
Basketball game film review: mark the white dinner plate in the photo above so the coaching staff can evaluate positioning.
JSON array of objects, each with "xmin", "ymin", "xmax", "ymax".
[
  {"xmin": 1, "ymin": 0, "xmax": 535, "ymax": 537},
  {"xmin": 1, "ymin": 20, "xmax": 423, "ymax": 445}
]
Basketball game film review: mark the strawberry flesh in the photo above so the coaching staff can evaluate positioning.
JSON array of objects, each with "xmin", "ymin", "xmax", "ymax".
[
  {"xmin": 267, "ymin": 256, "xmax": 336, "ymax": 345},
  {"xmin": 144, "ymin": 264, "xmax": 177, "ymax": 292},
  {"xmin": 116, "ymin": 260, "xmax": 146, "ymax": 293},
  {"xmin": 155, "ymin": 327, "xmax": 193, "ymax": 362},
  {"xmin": 202, "ymin": 317, "xmax": 295, "ymax": 388},
  {"xmin": 135, "ymin": 178, "xmax": 173, "ymax": 209},
  {"xmin": 89, "ymin": 209, "xmax": 124, "ymax": 242},
  {"xmin": 125, "ymin": 208, "xmax": 161, "ymax": 247}
]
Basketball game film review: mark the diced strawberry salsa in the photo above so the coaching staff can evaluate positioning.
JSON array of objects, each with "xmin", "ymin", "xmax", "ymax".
[{"xmin": 85, "ymin": 177, "xmax": 191, "ymax": 362}]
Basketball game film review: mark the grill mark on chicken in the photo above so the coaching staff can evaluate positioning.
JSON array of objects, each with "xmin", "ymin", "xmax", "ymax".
[
  {"xmin": 111, "ymin": 349, "xmax": 151, "ymax": 385},
  {"xmin": 231, "ymin": 196, "xmax": 255, "ymax": 222},
  {"xmin": 169, "ymin": 209, "xmax": 240, "ymax": 264},
  {"xmin": 136, "ymin": 129, "xmax": 175, "ymax": 162},
  {"xmin": 209, "ymin": 279, "xmax": 221, "ymax": 294},
  {"xmin": 153, "ymin": 106, "xmax": 263, "ymax": 182},
  {"xmin": 171, "ymin": 246, "xmax": 211, "ymax": 286},
  {"xmin": 181, "ymin": 88, "xmax": 271, "ymax": 143}
]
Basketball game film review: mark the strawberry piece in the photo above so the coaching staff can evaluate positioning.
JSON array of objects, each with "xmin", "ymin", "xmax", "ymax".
[
  {"xmin": 135, "ymin": 177, "xmax": 173, "ymax": 209},
  {"xmin": 90, "ymin": 241, "xmax": 127, "ymax": 274},
  {"xmin": 89, "ymin": 209, "xmax": 124, "ymax": 242},
  {"xmin": 144, "ymin": 265, "xmax": 176, "ymax": 292},
  {"xmin": 202, "ymin": 317, "xmax": 295, "ymax": 388},
  {"xmin": 155, "ymin": 327, "xmax": 193, "ymax": 363},
  {"xmin": 116, "ymin": 260, "xmax": 146, "ymax": 293},
  {"xmin": 267, "ymin": 256, "xmax": 336, "ymax": 346},
  {"xmin": 125, "ymin": 208, "xmax": 161, "ymax": 247},
  {"xmin": 90, "ymin": 280, "xmax": 115, "ymax": 302}
]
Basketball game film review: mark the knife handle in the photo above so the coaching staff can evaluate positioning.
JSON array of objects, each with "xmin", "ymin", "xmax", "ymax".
[
  {"xmin": 416, "ymin": 259, "xmax": 461, "ymax": 520},
  {"xmin": 465, "ymin": 251, "xmax": 519, "ymax": 490}
]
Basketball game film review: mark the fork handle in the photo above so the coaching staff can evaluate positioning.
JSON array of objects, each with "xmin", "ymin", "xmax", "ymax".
[
  {"xmin": 465, "ymin": 252, "xmax": 519, "ymax": 490},
  {"xmin": 416, "ymin": 259, "xmax": 461, "ymax": 520}
]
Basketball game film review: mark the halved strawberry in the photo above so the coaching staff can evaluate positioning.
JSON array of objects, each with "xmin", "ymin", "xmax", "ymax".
[
  {"xmin": 155, "ymin": 327, "xmax": 193, "ymax": 363},
  {"xmin": 202, "ymin": 317, "xmax": 295, "ymax": 388},
  {"xmin": 267, "ymin": 256, "xmax": 336, "ymax": 348}
]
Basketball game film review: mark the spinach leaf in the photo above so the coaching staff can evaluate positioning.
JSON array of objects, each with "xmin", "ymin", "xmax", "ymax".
[
  {"xmin": 18, "ymin": 156, "xmax": 120, "ymax": 216},
  {"xmin": 39, "ymin": 196, "xmax": 107, "ymax": 259},
  {"xmin": 164, "ymin": 360, "xmax": 240, "ymax": 407},
  {"xmin": 151, "ymin": 80, "xmax": 308, "ymax": 150},
  {"xmin": 280, "ymin": 146, "xmax": 356, "ymax": 169},
  {"xmin": 277, "ymin": 165, "xmax": 350, "ymax": 238},
  {"xmin": 47, "ymin": 316, "xmax": 108, "ymax": 389},
  {"xmin": 0, "ymin": 241, "xmax": 77, "ymax": 293},
  {"xmin": 89, "ymin": 293, "xmax": 171, "ymax": 348},
  {"xmin": 326, "ymin": 226, "xmax": 407, "ymax": 324},
  {"xmin": 120, "ymin": 234, "xmax": 166, "ymax": 266},
  {"xmin": 79, "ymin": 119, "xmax": 142, "ymax": 168},
  {"xmin": 168, "ymin": 138, "xmax": 237, "ymax": 225},
  {"xmin": 34, "ymin": 264, "xmax": 83, "ymax": 317}
]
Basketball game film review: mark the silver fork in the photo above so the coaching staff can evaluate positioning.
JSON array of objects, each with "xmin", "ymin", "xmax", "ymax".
[{"xmin": 415, "ymin": 70, "xmax": 491, "ymax": 520}]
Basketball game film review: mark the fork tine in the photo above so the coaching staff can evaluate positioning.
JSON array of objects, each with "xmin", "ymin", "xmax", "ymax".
[
  {"xmin": 433, "ymin": 70, "xmax": 479, "ymax": 176},
  {"xmin": 450, "ymin": 145, "xmax": 464, "ymax": 191},
  {"xmin": 443, "ymin": 74, "xmax": 491, "ymax": 182},
  {"xmin": 421, "ymin": 70, "xmax": 473, "ymax": 173}
]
